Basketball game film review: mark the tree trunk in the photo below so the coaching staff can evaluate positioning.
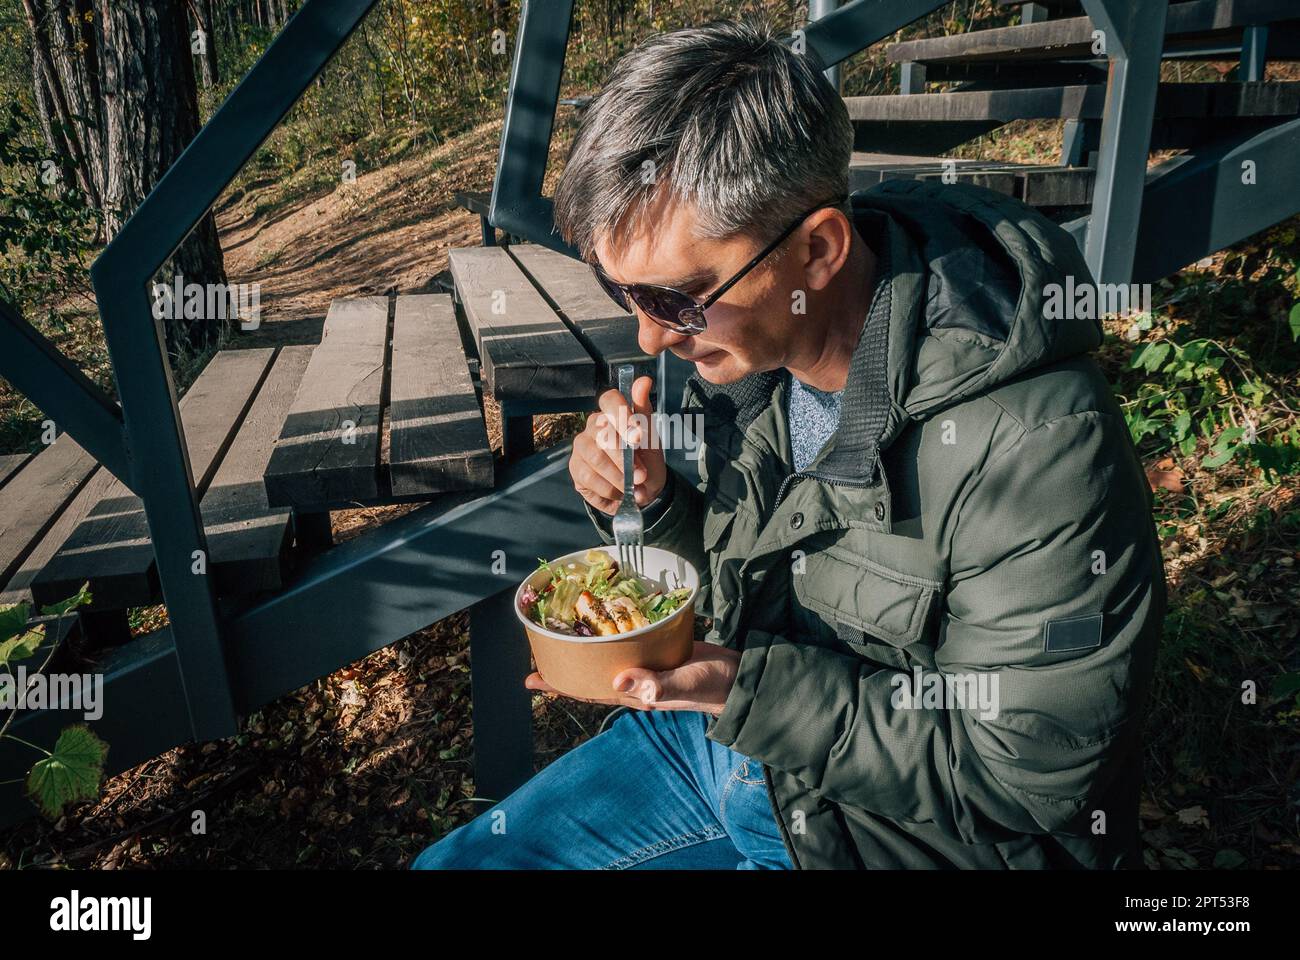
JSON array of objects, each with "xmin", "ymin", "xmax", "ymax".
[
  {"xmin": 98, "ymin": 0, "xmax": 228, "ymax": 355},
  {"xmin": 21, "ymin": 0, "xmax": 107, "ymax": 214},
  {"xmin": 190, "ymin": 0, "xmax": 220, "ymax": 88}
]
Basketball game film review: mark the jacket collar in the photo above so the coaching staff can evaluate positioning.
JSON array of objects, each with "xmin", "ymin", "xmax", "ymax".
[{"xmin": 685, "ymin": 205, "xmax": 915, "ymax": 485}]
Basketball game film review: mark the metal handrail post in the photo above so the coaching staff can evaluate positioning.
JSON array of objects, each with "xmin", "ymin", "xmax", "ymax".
[
  {"xmin": 1080, "ymin": 0, "xmax": 1170, "ymax": 285},
  {"xmin": 809, "ymin": 0, "xmax": 842, "ymax": 92},
  {"xmin": 86, "ymin": 0, "xmax": 382, "ymax": 739}
]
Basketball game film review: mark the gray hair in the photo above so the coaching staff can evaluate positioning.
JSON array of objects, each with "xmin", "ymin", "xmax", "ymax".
[{"xmin": 552, "ymin": 16, "xmax": 854, "ymax": 263}]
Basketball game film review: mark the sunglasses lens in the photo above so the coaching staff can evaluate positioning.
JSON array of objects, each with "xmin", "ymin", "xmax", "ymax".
[
  {"xmin": 592, "ymin": 266, "xmax": 631, "ymax": 311},
  {"xmin": 675, "ymin": 306, "xmax": 707, "ymax": 335},
  {"xmin": 630, "ymin": 287, "xmax": 702, "ymax": 334}
]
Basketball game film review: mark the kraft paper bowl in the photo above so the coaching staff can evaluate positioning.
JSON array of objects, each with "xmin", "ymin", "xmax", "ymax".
[{"xmin": 514, "ymin": 545, "xmax": 699, "ymax": 700}]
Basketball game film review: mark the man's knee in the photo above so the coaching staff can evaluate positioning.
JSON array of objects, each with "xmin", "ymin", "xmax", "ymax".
[
  {"xmin": 409, "ymin": 841, "xmax": 446, "ymax": 870},
  {"xmin": 409, "ymin": 814, "xmax": 492, "ymax": 869}
]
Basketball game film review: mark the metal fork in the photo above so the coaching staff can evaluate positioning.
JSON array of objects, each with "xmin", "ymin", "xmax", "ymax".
[{"xmin": 611, "ymin": 364, "xmax": 645, "ymax": 579}]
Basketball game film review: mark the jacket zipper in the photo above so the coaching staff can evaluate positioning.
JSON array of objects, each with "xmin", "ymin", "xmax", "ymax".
[{"xmin": 746, "ymin": 467, "xmax": 873, "ymax": 872}]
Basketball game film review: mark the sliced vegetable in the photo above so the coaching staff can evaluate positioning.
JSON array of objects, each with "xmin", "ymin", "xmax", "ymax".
[{"xmin": 524, "ymin": 551, "xmax": 690, "ymax": 636}]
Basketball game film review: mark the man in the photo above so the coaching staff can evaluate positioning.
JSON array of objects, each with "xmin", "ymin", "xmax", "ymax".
[{"xmin": 412, "ymin": 16, "xmax": 1163, "ymax": 870}]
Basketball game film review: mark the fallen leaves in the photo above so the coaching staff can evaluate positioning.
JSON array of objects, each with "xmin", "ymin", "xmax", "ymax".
[
  {"xmin": 1146, "ymin": 457, "xmax": 1186, "ymax": 494},
  {"xmin": 1175, "ymin": 805, "xmax": 1210, "ymax": 828}
]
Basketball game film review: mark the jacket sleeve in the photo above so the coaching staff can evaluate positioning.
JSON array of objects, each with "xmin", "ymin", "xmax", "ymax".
[{"xmin": 705, "ymin": 410, "xmax": 1163, "ymax": 844}]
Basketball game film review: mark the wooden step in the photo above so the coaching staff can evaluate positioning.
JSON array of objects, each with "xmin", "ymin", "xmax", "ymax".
[
  {"xmin": 388, "ymin": 295, "xmax": 493, "ymax": 497},
  {"xmin": 848, "ymin": 82, "xmax": 1300, "ymax": 123},
  {"xmin": 847, "ymin": 81, "xmax": 1299, "ymax": 152},
  {"xmin": 263, "ymin": 292, "xmax": 494, "ymax": 511},
  {"xmin": 996, "ymin": 0, "xmax": 1079, "ymax": 7},
  {"xmin": 0, "ymin": 434, "xmax": 98, "ymax": 596},
  {"xmin": 0, "ymin": 453, "xmax": 30, "ymax": 489},
  {"xmin": 504, "ymin": 243, "xmax": 653, "ymax": 388},
  {"xmin": 0, "ymin": 466, "xmax": 115, "ymax": 608},
  {"xmin": 851, "ymin": 158, "xmax": 1095, "ymax": 206},
  {"xmin": 448, "ymin": 246, "xmax": 598, "ymax": 400},
  {"xmin": 888, "ymin": 0, "xmax": 1299, "ymax": 67},
  {"xmin": 200, "ymin": 346, "xmax": 310, "ymax": 595},
  {"xmin": 263, "ymin": 298, "xmax": 387, "ymax": 508},
  {"xmin": 31, "ymin": 349, "xmax": 277, "ymax": 610}
]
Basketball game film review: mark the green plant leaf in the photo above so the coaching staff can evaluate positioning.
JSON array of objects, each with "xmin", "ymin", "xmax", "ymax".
[
  {"xmin": 1131, "ymin": 341, "xmax": 1171, "ymax": 372},
  {"xmin": 39, "ymin": 582, "xmax": 92, "ymax": 618},
  {"xmin": 1201, "ymin": 447, "xmax": 1236, "ymax": 469},
  {"xmin": 1289, "ymin": 303, "xmax": 1300, "ymax": 342},
  {"xmin": 0, "ymin": 603, "xmax": 31, "ymax": 644},
  {"xmin": 1212, "ymin": 427, "xmax": 1246, "ymax": 452},
  {"xmin": 25, "ymin": 725, "xmax": 108, "ymax": 819},
  {"xmin": 0, "ymin": 624, "xmax": 45, "ymax": 669},
  {"xmin": 1213, "ymin": 849, "xmax": 1246, "ymax": 869}
]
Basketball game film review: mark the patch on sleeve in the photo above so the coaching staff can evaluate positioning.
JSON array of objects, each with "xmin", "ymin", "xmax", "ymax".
[{"xmin": 1043, "ymin": 614, "xmax": 1104, "ymax": 653}]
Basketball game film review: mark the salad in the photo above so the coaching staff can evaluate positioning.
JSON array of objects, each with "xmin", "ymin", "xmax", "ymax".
[{"xmin": 520, "ymin": 549, "xmax": 692, "ymax": 637}]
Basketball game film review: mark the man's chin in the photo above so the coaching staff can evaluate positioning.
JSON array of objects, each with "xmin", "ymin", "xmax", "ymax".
[{"xmin": 690, "ymin": 351, "xmax": 744, "ymax": 383}]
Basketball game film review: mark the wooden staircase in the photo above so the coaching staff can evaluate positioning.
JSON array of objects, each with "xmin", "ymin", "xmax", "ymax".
[{"xmin": 842, "ymin": 0, "xmax": 1300, "ymax": 254}]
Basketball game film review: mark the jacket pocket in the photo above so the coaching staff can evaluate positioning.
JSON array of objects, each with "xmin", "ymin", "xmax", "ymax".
[
  {"xmin": 701, "ymin": 506, "xmax": 739, "ymax": 629},
  {"xmin": 793, "ymin": 549, "xmax": 942, "ymax": 669}
]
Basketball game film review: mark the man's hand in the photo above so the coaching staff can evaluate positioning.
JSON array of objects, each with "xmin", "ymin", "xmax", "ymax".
[
  {"xmin": 525, "ymin": 642, "xmax": 741, "ymax": 715},
  {"xmin": 570, "ymin": 374, "xmax": 667, "ymax": 513}
]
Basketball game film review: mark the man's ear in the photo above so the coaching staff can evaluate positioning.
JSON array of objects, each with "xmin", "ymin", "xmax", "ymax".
[{"xmin": 802, "ymin": 207, "xmax": 854, "ymax": 291}]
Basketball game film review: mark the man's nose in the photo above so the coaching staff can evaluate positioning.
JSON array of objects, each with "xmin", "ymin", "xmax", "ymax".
[{"xmin": 635, "ymin": 308, "xmax": 690, "ymax": 355}]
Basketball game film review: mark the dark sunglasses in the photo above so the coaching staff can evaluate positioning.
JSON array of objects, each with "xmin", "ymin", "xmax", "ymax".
[{"xmin": 589, "ymin": 193, "xmax": 850, "ymax": 335}]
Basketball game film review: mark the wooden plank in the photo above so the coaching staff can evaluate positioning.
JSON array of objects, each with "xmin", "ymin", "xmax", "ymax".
[
  {"xmin": 888, "ymin": 0, "xmax": 1300, "ymax": 65},
  {"xmin": 852, "ymin": 158, "xmax": 1096, "ymax": 206},
  {"xmin": 1020, "ymin": 165, "xmax": 1094, "ymax": 205},
  {"xmin": 447, "ymin": 246, "xmax": 596, "ymax": 400},
  {"xmin": 851, "ymin": 150, "xmax": 986, "ymax": 167},
  {"xmin": 0, "ymin": 466, "xmax": 114, "ymax": 607},
  {"xmin": 850, "ymin": 160, "xmax": 1023, "ymax": 196},
  {"xmin": 453, "ymin": 190, "xmax": 492, "ymax": 218},
  {"xmin": 0, "ymin": 435, "xmax": 97, "ymax": 589},
  {"xmin": 31, "ymin": 348, "xmax": 276, "ymax": 610},
  {"xmin": 922, "ymin": 60, "xmax": 1109, "ymax": 88},
  {"xmin": 505, "ymin": 243, "xmax": 655, "ymax": 387},
  {"xmin": 853, "ymin": 120, "xmax": 1003, "ymax": 156},
  {"xmin": 388, "ymin": 295, "xmax": 493, "ymax": 497},
  {"xmin": 0, "ymin": 453, "xmax": 30, "ymax": 490},
  {"xmin": 887, "ymin": 13, "xmax": 1094, "ymax": 65},
  {"xmin": 845, "ymin": 83, "xmax": 1300, "ymax": 124},
  {"xmin": 263, "ymin": 297, "xmax": 388, "ymax": 509},
  {"xmin": 203, "ymin": 346, "xmax": 313, "ymax": 595}
]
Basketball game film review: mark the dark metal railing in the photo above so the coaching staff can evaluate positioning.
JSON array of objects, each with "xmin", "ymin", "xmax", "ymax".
[{"xmin": 1, "ymin": 0, "xmax": 384, "ymax": 741}]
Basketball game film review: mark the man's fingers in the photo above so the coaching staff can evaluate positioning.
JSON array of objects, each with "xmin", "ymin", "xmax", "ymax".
[
  {"xmin": 632, "ymin": 375, "xmax": 654, "ymax": 418},
  {"xmin": 596, "ymin": 378, "xmax": 658, "ymax": 449},
  {"xmin": 574, "ymin": 431, "xmax": 625, "ymax": 492},
  {"xmin": 589, "ymin": 413, "xmax": 651, "ymax": 484},
  {"xmin": 613, "ymin": 668, "xmax": 662, "ymax": 703},
  {"xmin": 572, "ymin": 443, "xmax": 658, "ymax": 508},
  {"xmin": 527, "ymin": 672, "xmax": 654, "ymax": 710}
]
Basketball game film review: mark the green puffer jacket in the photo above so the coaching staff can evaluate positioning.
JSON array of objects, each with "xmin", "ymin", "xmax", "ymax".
[{"xmin": 586, "ymin": 179, "xmax": 1166, "ymax": 869}]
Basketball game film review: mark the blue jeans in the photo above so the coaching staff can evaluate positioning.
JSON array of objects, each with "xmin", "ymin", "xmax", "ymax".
[{"xmin": 410, "ymin": 707, "xmax": 793, "ymax": 869}]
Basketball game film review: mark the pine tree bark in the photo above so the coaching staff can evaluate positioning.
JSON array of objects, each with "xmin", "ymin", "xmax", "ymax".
[
  {"xmin": 21, "ymin": 0, "xmax": 107, "ymax": 214},
  {"xmin": 98, "ymin": 0, "xmax": 228, "ymax": 355},
  {"xmin": 190, "ymin": 0, "xmax": 220, "ymax": 88}
]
